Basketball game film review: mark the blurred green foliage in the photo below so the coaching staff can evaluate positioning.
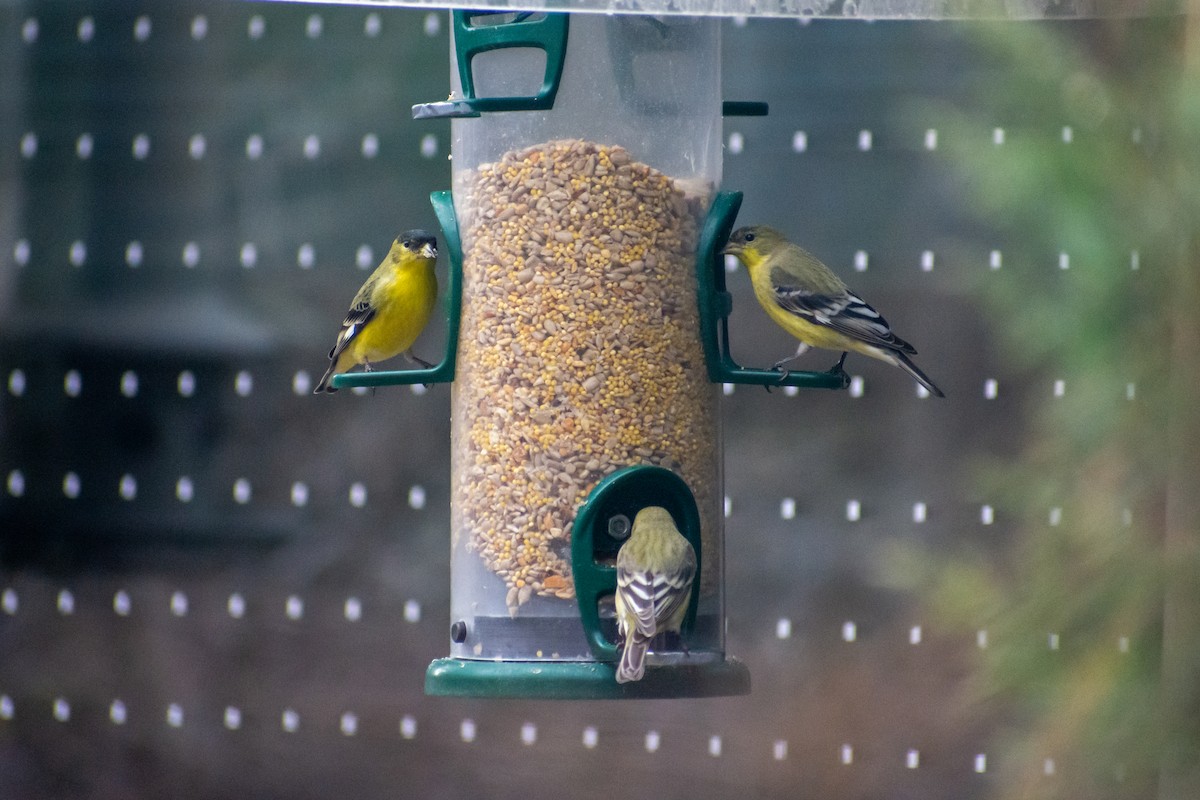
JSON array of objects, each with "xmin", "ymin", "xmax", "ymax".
[{"xmin": 915, "ymin": 11, "xmax": 1200, "ymax": 799}]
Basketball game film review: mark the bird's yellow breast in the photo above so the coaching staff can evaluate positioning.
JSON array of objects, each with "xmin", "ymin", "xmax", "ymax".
[
  {"xmin": 348, "ymin": 260, "xmax": 437, "ymax": 363},
  {"xmin": 745, "ymin": 251, "xmax": 861, "ymax": 353}
]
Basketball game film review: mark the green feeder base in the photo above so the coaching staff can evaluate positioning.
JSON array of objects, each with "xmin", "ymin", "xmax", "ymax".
[{"xmin": 425, "ymin": 656, "xmax": 751, "ymax": 700}]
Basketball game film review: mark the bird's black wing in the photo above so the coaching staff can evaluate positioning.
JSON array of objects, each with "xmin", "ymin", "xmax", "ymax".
[
  {"xmin": 773, "ymin": 281, "xmax": 916, "ymax": 355},
  {"xmin": 327, "ymin": 300, "xmax": 375, "ymax": 360},
  {"xmin": 616, "ymin": 549, "xmax": 696, "ymax": 639}
]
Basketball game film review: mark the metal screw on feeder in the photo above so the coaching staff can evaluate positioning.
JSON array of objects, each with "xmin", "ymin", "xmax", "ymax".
[{"xmin": 607, "ymin": 514, "xmax": 631, "ymax": 541}]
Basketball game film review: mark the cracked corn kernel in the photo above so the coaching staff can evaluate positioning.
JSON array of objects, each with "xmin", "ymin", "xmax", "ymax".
[{"xmin": 451, "ymin": 139, "xmax": 720, "ymax": 616}]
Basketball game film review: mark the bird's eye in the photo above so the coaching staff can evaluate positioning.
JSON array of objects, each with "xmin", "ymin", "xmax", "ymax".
[{"xmin": 744, "ymin": 232, "xmax": 756, "ymax": 242}]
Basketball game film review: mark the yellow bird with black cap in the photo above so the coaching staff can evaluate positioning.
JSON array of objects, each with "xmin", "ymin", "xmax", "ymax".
[{"xmin": 314, "ymin": 230, "xmax": 438, "ymax": 394}]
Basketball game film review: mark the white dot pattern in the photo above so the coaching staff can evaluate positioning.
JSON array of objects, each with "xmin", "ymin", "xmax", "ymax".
[{"xmin": 0, "ymin": 11, "xmax": 1154, "ymax": 790}]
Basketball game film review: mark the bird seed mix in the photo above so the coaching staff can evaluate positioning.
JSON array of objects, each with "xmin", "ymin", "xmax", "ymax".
[{"xmin": 452, "ymin": 139, "xmax": 720, "ymax": 615}]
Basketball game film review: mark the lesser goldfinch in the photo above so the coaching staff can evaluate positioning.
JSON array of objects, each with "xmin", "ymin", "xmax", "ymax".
[
  {"xmin": 722, "ymin": 225, "xmax": 945, "ymax": 398},
  {"xmin": 614, "ymin": 506, "xmax": 697, "ymax": 684},
  {"xmin": 314, "ymin": 231, "xmax": 438, "ymax": 394}
]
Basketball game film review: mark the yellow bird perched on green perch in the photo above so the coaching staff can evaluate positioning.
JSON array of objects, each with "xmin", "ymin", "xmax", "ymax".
[
  {"xmin": 314, "ymin": 230, "xmax": 438, "ymax": 394},
  {"xmin": 722, "ymin": 225, "xmax": 944, "ymax": 398}
]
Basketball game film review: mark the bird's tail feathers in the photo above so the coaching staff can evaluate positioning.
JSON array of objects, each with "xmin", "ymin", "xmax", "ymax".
[
  {"xmin": 893, "ymin": 351, "xmax": 945, "ymax": 398},
  {"xmin": 313, "ymin": 363, "xmax": 339, "ymax": 394},
  {"xmin": 616, "ymin": 635, "xmax": 649, "ymax": 684}
]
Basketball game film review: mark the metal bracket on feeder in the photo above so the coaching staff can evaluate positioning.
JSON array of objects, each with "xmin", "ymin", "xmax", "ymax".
[
  {"xmin": 412, "ymin": 11, "xmax": 569, "ymax": 120},
  {"xmin": 329, "ymin": 191, "xmax": 463, "ymax": 390},
  {"xmin": 696, "ymin": 191, "xmax": 850, "ymax": 391}
]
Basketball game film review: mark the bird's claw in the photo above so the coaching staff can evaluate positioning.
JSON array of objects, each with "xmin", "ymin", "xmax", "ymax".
[
  {"xmin": 411, "ymin": 355, "xmax": 434, "ymax": 389},
  {"xmin": 359, "ymin": 362, "xmax": 378, "ymax": 396},
  {"xmin": 828, "ymin": 353, "xmax": 850, "ymax": 385},
  {"xmin": 763, "ymin": 364, "xmax": 790, "ymax": 393}
]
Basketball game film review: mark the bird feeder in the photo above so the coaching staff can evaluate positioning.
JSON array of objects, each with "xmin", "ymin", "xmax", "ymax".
[{"xmin": 333, "ymin": 9, "xmax": 846, "ymax": 699}]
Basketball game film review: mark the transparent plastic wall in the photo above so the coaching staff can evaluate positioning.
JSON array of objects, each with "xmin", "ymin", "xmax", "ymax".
[{"xmin": 447, "ymin": 15, "xmax": 724, "ymax": 659}]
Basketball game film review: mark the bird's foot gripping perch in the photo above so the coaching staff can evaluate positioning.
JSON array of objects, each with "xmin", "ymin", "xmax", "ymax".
[
  {"xmin": 362, "ymin": 360, "xmax": 377, "ymax": 396},
  {"xmin": 762, "ymin": 342, "xmax": 810, "ymax": 392},
  {"xmin": 407, "ymin": 352, "xmax": 435, "ymax": 389},
  {"xmin": 763, "ymin": 364, "xmax": 791, "ymax": 393},
  {"xmin": 827, "ymin": 352, "xmax": 849, "ymax": 384}
]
